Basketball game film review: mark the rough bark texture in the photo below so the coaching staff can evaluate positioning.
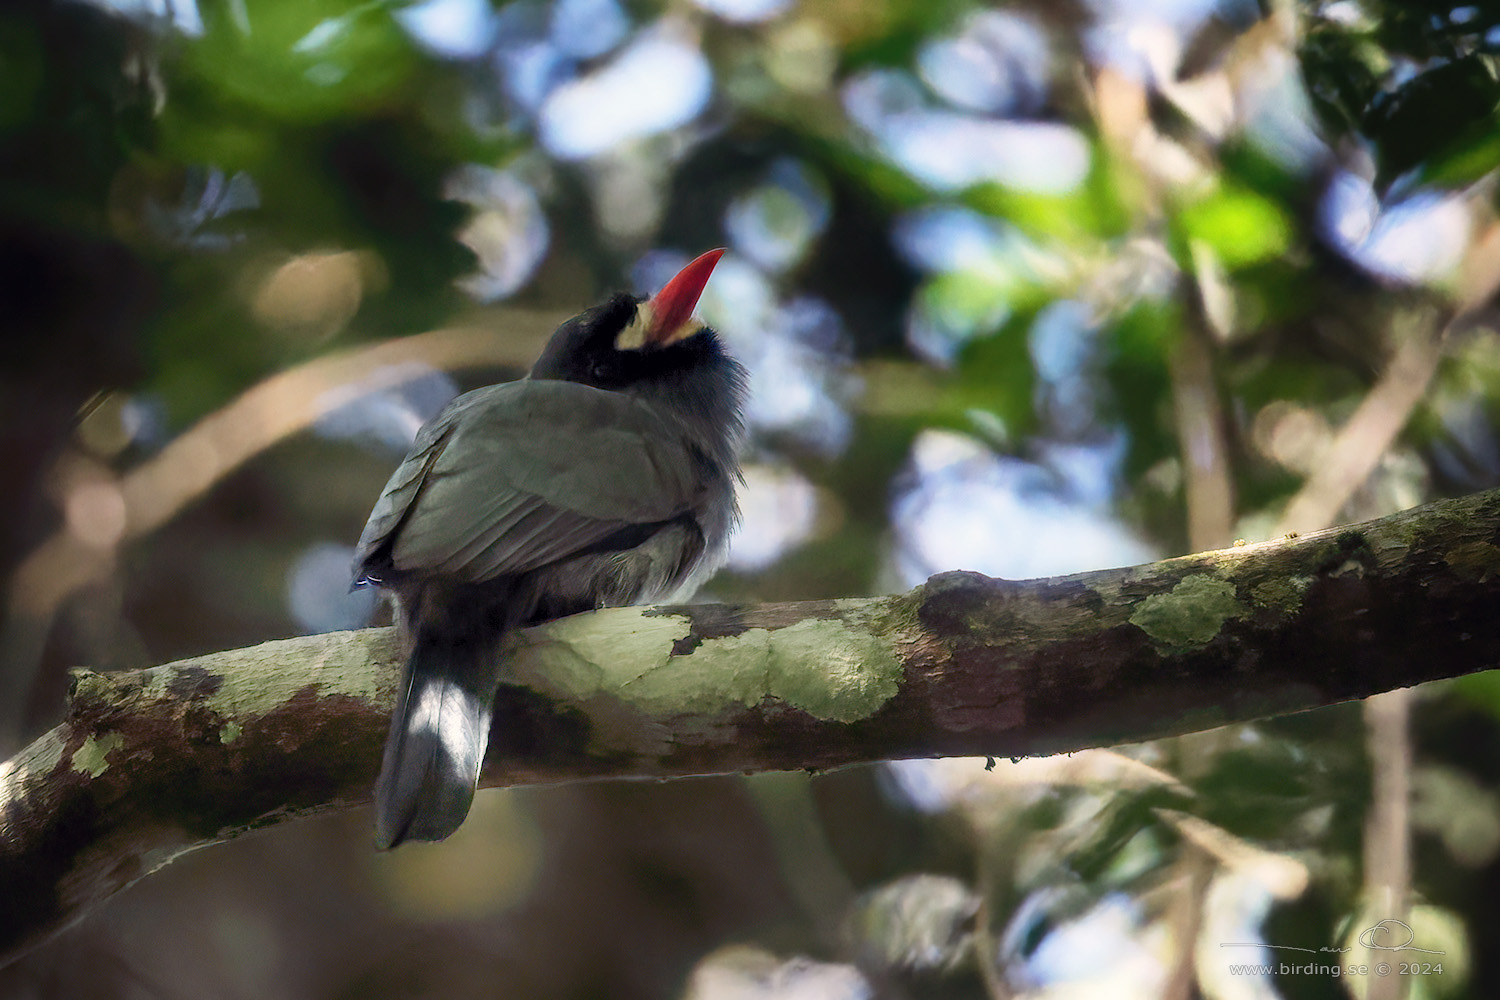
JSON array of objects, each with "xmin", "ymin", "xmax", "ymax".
[{"xmin": 5, "ymin": 488, "xmax": 1500, "ymax": 963}]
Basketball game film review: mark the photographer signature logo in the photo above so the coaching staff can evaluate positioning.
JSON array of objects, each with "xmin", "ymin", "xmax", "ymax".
[{"xmin": 1221, "ymin": 919, "xmax": 1445, "ymax": 956}]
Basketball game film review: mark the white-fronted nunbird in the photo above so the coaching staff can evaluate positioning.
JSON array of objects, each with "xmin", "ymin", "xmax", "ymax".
[{"xmin": 353, "ymin": 250, "xmax": 744, "ymax": 848}]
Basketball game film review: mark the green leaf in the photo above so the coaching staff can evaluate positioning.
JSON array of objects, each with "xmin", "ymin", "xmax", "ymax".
[
  {"xmin": 185, "ymin": 0, "xmax": 417, "ymax": 123},
  {"xmin": 1364, "ymin": 55, "xmax": 1500, "ymax": 191},
  {"xmin": 1177, "ymin": 186, "xmax": 1291, "ymax": 269}
]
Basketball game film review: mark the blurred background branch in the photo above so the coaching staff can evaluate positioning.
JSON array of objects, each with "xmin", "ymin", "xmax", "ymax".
[{"xmin": 0, "ymin": 315, "xmax": 568, "ymax": 749}]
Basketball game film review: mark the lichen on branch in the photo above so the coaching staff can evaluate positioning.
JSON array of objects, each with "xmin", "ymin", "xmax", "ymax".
[{"xmin": 4, "ymin": 488, "xmax": 1500, "ymax": 965}]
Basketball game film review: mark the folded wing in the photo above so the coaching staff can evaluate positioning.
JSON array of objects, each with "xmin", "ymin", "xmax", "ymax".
[{"xmin": 355, "ymin": 379, "xmax": 704, "ymax": 583}]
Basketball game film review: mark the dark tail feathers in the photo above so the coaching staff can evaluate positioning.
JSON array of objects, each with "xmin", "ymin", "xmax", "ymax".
[{"xmin": 375, "ymin": 626, "xmax": 501, "ymax": 848}]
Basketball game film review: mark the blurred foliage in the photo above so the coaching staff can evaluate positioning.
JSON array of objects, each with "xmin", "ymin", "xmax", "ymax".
[
  {"xmin": 1302, "ymin": 0, "xmax": 1500, "ymax": 191},
  {"xmin": 5, "ymin": 0, "xmax": 1500, "ymax": 997}
]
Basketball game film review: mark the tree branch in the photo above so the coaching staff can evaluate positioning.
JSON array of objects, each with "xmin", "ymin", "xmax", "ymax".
[{"xmin": 6, "ymin": 488, "xmax": 1500, "ymax": 963}]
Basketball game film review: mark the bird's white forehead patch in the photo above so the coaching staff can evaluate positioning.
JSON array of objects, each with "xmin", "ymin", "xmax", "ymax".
[
  {"xmin": 614, "ymin": 303, "xmax": 706, "ymax": 351},
  {"xmin": 616, "ymin": 303, "xmax": 651, "ymax": 351}
]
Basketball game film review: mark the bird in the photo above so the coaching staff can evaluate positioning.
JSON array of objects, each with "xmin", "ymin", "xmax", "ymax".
[{"xmin": 353, "ymin": 249, "xmax": 744, "ymax": 848}]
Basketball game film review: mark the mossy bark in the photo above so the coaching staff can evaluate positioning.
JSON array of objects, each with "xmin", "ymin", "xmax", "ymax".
[{"xmin": 4, "ymin": 488, "xmax": 1500, "ymax": 963}]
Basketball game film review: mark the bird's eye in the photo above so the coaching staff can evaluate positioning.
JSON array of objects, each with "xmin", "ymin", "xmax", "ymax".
[{"xmin": 590, "ymin": 361, "xmax": 613, "ymax": 381}]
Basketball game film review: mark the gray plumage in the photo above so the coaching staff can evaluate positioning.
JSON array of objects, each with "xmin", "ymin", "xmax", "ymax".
[{"xmin": 355, "ymin": 292, "xmax": 744, "ymax": 847}]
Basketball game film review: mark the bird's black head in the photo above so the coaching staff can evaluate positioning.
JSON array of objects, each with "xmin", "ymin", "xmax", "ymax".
[
  {"xmin": 528, "ymin": 251, "xmax": 746, "ymax": 446},
  {"xmin": 530, "ymin": 292, "xmax": 695, "ymax": 391}
]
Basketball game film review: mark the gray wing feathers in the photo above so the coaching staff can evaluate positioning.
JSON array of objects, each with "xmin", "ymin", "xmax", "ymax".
[
  {"xmin": 370, "ymin": 380, "xmax": 701, "ymax": 583},
  {"xmin": 353, "ymin": 425, "xmax": 451, "ymax": 570}
]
